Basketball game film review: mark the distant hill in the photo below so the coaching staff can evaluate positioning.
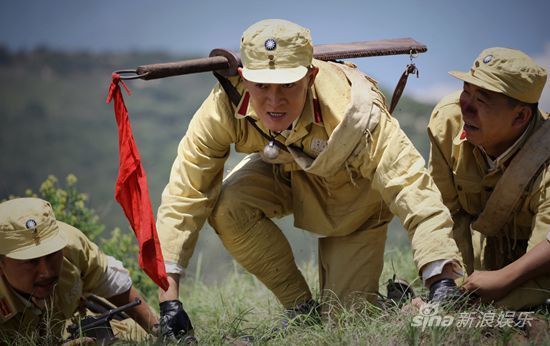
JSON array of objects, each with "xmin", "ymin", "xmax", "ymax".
[{"xmin": 0, "ymin": 47, "xmax": 435, "ymax": 280}]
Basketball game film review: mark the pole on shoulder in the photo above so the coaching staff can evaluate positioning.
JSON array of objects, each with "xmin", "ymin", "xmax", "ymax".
[{"xmin": 114, "ymin": 38, "xmax": 427, "ymax": 81}]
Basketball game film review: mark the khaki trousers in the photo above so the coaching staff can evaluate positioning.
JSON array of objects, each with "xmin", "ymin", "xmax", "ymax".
[{"xmin": 209, "ymin": 155, "xmax": 388, "ymax": 308}]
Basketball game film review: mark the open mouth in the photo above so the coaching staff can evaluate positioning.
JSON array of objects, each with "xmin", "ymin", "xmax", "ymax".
[
  {"xmin": 34, "ymin": 277, "xmax": 58, "ymax": 289},
  {"xmin": 267, "ymin": 111, "xmax": 286, "ymax": 118},
  {"xmin": 463, "ymin": 122, "xmax": 479, "ymax": 132}
]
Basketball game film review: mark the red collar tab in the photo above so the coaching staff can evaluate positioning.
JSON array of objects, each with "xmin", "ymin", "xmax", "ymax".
[
  {"xmin": 313, "ymin": 98, "xmax": 322, "ymax": 124},
  {"xmin": 237, "ymin": 92, "xmax": 250, "ymax": 116}
]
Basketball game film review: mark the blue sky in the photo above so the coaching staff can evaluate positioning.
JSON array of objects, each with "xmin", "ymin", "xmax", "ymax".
[{"xmin": 1, "ymin": 0, "xmax": 549, "ymax": 107}]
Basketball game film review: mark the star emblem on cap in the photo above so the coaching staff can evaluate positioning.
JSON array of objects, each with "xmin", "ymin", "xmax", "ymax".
[
  {"xmin": 25, "ymin": 219, "xmax": 37, "ymax": 229},
  {"xmin": 483, "ymin": 55, "xmax": 493, "ymax": 64},
  {"xmin": 264, "ymin": 38, "xmax": 277, "ymax": 51}
]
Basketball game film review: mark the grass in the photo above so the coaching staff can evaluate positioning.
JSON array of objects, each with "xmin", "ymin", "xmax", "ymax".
[
  {"xmin": 2, "ymin": 249, "xmax": 549, "ymax": 345},
  {"xmin": 175, "ymin": 250, "xmax": 549, "ymax": 345}
]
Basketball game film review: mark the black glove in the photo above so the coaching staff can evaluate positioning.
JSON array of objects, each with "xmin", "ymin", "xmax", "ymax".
[
  {"xmin": 428, "ymin": 279, "xmax": 462, "ymax": 304},
  {"xmin": 159, "ymin": 300, "xmax": 195, "ymax": 342}
]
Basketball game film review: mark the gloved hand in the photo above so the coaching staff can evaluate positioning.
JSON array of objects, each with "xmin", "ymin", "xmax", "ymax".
[
  {"xmin": 428, "ymin": 278, "xmax": 462, "ymax": 304},
  {"xmin": 159, "ymin": 300, "xmax": 195, "ymax": 342}
]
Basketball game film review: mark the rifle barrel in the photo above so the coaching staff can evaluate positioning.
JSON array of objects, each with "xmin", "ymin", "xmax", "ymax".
[
  {"xmin": 136, "ymin": 56, "xmax": 230, "ymax": 80},
  {"xmin": 119, "ymin": 37, "xmax": 427, "ymax": 81},
  {"xmin": 67, "ymin": 298, "xmax": 142, "ymax": 336},
  {"xmin": 313, "ymin": 37, "xmax": 427, "ymax": 60}
]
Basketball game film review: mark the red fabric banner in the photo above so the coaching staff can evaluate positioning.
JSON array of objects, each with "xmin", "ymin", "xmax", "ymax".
[{"xmin": 107, "ymin": 74, "xmax": 169, "ymax": 290}]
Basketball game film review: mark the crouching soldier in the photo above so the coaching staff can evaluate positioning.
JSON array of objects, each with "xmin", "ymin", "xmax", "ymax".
[
  {"xmin": 0, "ymin": 198, "xmax": 159, "ymax": 343},
  {"xmin": 156, "ymin": 18, "xmax": 464, "ymax": 339},
  {"xmin": 428, "ymin": 47, "xmax": 550, "ymax": 309}
]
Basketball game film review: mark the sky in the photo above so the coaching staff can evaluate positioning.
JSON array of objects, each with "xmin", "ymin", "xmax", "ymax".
[{"xmin": 1, "ymin": 0, "xmax": 549, "ymax": 108}]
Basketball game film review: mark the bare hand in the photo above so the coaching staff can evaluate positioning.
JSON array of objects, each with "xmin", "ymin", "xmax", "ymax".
[
  {"xmin": 462, "ymin": 269, "xmax": 513, "ymax": 302},
  {"xmin": 401, "ymin": 297, "xmax": 426, "ymax": 314}
]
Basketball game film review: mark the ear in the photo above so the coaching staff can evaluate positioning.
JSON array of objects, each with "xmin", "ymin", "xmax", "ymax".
[
  {"xmin": 512, "ymin": 104, "xmax": 533, "ymax": 128},
  {"xmin": 237, "ymin": 67, "xmax": 244, "ymax": 79},
  {"xmin": 308, "ymin": 67, "xmax": 319, "ymax": 87}
]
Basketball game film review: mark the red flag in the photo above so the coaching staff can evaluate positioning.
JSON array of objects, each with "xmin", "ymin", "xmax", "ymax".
[{"xmin": 106, "ymin": 74, "xmax": 169, "ymax": 290}]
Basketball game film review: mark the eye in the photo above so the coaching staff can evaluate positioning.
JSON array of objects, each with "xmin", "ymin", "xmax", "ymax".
[
  {"xmin": 282, "ymin": 83, "xmax": 295, "ymax": 88},
  {"xmin": 475, "ymin": 95, "xmax": 487, "ymax": 105},
  {"xmin": 255, "ymin": 83, "xmax": 267, "ymax": 89},
  {"xmin": 21, "ymin": 258, "xmax": 39, "ymax": 266},
  {"xmin": 462, "ymin": 83, "xmax": 473, "ymax": 96},
  {"xmin": 46, "ymin": 251, "xmax": 60, "ymax": 259}
]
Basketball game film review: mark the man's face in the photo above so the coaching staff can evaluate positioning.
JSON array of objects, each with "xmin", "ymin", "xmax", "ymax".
[
  {"xmin": 459, "ymin": 82, "xmax": 530, "ymax": 157},
  {"xmin": 241, "ymin": 68, "xmax": 318, "ymax": 132},
  {"xmin": 0, "ymin": 250, "xmax": 63, "ymax": 300}
]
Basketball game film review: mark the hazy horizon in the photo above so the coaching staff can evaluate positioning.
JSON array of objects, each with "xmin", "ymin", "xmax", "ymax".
[{"xmin": 1, "ymin": 0, "xmax": 548, "ymax": 107}]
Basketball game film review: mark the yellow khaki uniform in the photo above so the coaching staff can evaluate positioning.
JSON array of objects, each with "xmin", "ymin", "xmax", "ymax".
[
  {"xmin": 0, "ymin": 223, "xmax": 144, "ymax": 343},
  {"xmin": 158, "ymin": 59, "xmax": 462, "ymax": 307},
  {"xmin": 428, "ymin": 91, "xmax": 550, "ymax": 309}
]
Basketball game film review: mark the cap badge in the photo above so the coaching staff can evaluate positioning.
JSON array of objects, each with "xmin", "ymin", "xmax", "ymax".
[
  {"xmin": 483, "ymin": 55, "xmax": 493, "ymax": 64},
  {"xmin": 25, "ymin": 219, "xmax": 37, "ymax": 229},
  {"xmin": 264, "ymin": 39, "xmax": 277, "ymax": 51},
  {"xmin": 25, "ymin": 219, "xmax": 40, "ymax": 243}
]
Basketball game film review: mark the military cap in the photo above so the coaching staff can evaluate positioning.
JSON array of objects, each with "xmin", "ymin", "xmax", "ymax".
[
  {"xmin": 240, "ymin": 19, "xmax": 313, "ymax": 84},
  {"xmin": 0, "ymin": 198, "xmax": 67, "ymax": 260},
  {"xmin": 449, "ymin": 47, "xmax": 547, "ymax": 104}
]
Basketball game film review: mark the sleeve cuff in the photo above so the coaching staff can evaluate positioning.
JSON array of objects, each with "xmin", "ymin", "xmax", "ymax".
[
  {"xmin": 92, "ymin": 256, "xmax": 133, "ymax": 298},
  {"xmin": 165, "ymin": 261, "xmax": 186, "ymax": 277},
  {"xmin": 421, "ymin": 259, "xmax": 464, "ymax": 284}
]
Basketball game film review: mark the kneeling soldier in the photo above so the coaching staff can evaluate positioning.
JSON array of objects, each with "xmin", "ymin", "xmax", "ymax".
[{"xmin": 428, "ymin": 47, "xmax": 550, "ymax": 308}]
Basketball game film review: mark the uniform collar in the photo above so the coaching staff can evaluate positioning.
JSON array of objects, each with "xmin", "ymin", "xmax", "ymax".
[
  {"xmin": 480, "ymin": 121, "xmax": 532, "ymax": 171},
  {"xmin": 0, "ymin": 275, "xmax": 40, "ymax": 322},
  {"xmin": 452, "ymin": 126, "xmax": 468, "ymax": 146},
  {"xmin": 235, "ymin": 91, "xmax": 254, "ymax": 120}
]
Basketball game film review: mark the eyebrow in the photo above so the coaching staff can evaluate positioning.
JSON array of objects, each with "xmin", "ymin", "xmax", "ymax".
[
  {"xmin": 477, "ymin": 89, "xmax": 491, "ymax": 98},
  {"xmin": 465, "ymin": 83, "xmax": 491, "ymax": 98}
]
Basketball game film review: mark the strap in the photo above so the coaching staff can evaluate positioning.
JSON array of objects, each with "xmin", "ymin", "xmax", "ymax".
[
  {"xmin": 213, "ymin": 72, "xmax": 240, "ymax": 106},
  {"xmin": 389, "ymin": 64, "xmax": 417, "ymax": 114},
  {"xmin": 471, "ymin": 118, "xmax": 550, "ymax": 237},
  {"xmin": 288, "ymin": 63, "xmax": 379, "ymax": 177}
]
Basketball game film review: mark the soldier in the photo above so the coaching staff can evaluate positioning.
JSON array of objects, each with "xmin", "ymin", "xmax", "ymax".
[
  {"xmin": 0, "ymin": 198, "xmax": 159, "ymax": 343},
  {"xmin": 427, "ymin": 47, "xmax": 550, "ymax": 308},
  {"xmin": 157, "ymin": 19, "xmax": 463, "ymax": 339}
]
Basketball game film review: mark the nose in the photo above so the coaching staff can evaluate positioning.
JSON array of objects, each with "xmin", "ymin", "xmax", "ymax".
[
  {"xmin": 459, "ymin": 92, "xmax": 476, "ymax": 116},
  {"xmin": 36, "ymin": 257, "xmax": 56, "ymax": 279},
  {"xmin": 459, "ymin": 91, "xmax": 471, "ymax": 108},
  {"xmin": 266, "ymin": 85, "xmax": 285, "ymax": 106}
]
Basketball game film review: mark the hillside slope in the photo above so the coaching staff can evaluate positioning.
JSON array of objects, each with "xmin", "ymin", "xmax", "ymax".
[{"xmin": 0, "ymin": 47, "xmax": 437, "ymax": 280}]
